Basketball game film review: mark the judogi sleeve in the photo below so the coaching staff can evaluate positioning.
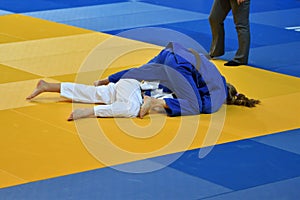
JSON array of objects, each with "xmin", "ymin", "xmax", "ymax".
[
  {"xmin": 108, "ymin": 48, "xmax": 166, "ymax": 83},
  {"xmin": 108, "ymin": 69, "xmax": 131, "ymax": 83}
]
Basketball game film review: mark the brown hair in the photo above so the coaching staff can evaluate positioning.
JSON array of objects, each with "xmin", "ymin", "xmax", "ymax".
[{"xmin": 226, "ymin": 83, "xmax": 260, "ymax": 107}]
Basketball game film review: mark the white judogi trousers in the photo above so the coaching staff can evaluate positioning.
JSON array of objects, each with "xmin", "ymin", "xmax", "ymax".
[{"xmin": 61, "ymin": 79, "xmax": 143, "ymax": 118}]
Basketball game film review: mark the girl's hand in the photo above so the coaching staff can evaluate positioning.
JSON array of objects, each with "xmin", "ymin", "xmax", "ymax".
[
  {"xmin": 94, "ymin": 78, "xmax": 109, "ymax": 86},
  {"xmin": 237, "ymin": 0, "xmax": 246, "ymax": 5}
]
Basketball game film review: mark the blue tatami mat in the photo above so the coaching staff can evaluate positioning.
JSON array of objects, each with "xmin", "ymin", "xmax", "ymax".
[
  {"xmin": 0, "ymin": 160, "xmax": 232, "ymax": 200},
  {"xmin": 0, "ymin": 0, "xmax": 125, "ymax": 13},
  {"xmin": 249, "ymin": 0, "xmax": 300, "ymax": 12},
  {"xmin": 161, "ymin": 139, "xmax": 300, "ymax": 191},
  {"xmin": 24, "ymin": 2, "xmax": 208, "ymax": 32},
  {"xmin": 250, "ymin": 8, "xmax": 300, "ymax": 28},
  {"xmin": 204, "ymin": 177, "xmax": 300, "ymax": 200},
  {"xmin": 140, "ymin": 0, "xmax": 213, "ymax": 13},
  {"xmin": 0, "ymin": 10, "xmax": 12, "ymax": 16},
  {"xmin": 142, "ymin": 0, "xmax": 300, "ymax": 13},
  {"xmin": 252, "ymin": 129, "xmax": 300, "ymax": 155},
  {"xmin": 24, "ymin": 2, "xmax": 170, "ymax": 22},
  {"xmin": 0, "ymin": 0, "xmax": 66, "ymax": 13},
  {"xmin": 1, "ymin": 130, "xmax": 300, "ymax": 199}
]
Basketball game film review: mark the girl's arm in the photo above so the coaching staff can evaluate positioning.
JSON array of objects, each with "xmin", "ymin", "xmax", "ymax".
[{"xmin": 93, "ymin": 69, "xmax": 131, "ymax": 86}]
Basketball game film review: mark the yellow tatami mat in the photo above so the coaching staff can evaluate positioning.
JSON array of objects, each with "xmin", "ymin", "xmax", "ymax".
[
  {"xmin": 0, "ymin": 14, "xmax": 93, "ymax": 43},
  {"xmin": 0, "ymin": 14, "xmax": 300, "ymax": 189}
]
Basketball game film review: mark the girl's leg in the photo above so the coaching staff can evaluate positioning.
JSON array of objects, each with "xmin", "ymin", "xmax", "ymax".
[
  {"xmin": 26, "ymin": 80, "xmax": 60, "ymax": 100},
  {"xmin": 61, "ymin": 82, "xmax": 115, "ymax": 104},
  {"xmin": 27, "ymin": 80, "xmax": 116, "ymax": 105}
]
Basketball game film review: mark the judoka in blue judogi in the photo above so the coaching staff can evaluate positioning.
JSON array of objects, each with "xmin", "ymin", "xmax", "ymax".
[{"xmin": 108, "ymin": 42, "xmax": 228, "ymax": 117}]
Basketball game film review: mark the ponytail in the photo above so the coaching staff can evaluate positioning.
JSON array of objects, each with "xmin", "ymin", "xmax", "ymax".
[{"xmin": 226, "ymin": 83, "xmax": 260, "ymax": 107}]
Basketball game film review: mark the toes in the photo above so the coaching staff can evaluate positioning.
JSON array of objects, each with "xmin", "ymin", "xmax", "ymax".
[{"xmin": 26, "ymin": 80, "xmax": 47, "ymax": 100}]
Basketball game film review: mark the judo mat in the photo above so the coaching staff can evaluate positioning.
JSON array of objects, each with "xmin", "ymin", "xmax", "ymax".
[{"xmin": 0, "ymin": 0, "xmax": 300, "ymax": 199}]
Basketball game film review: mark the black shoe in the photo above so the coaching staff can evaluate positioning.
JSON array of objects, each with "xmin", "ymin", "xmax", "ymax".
[{"xmin": 224, "ymin": 60, "xmax": 241, "ymax": 66}]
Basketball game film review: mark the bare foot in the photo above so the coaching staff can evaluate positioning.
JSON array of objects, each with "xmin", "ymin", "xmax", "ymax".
[
  {"xmin": 26, "ymin": 80, "xmax": 48, "ymax": 100},
  {"xmin": 67, "ymin": 108, "xmax": 95, "ymax": 121},
  {"xmin": 139, "ymin": 95, "xmax": 152, "ymax": 118}
]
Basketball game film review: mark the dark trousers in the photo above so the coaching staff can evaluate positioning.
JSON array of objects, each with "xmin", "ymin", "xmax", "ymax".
[{"xmin": 209, "ymin": 0, "xmax": 250, "ymax": 64}]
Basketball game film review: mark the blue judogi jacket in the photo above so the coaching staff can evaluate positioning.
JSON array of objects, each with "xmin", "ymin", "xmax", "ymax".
[{"xmin": 108, "ymin": 42, "xmax": 227, "ymax": 116}]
